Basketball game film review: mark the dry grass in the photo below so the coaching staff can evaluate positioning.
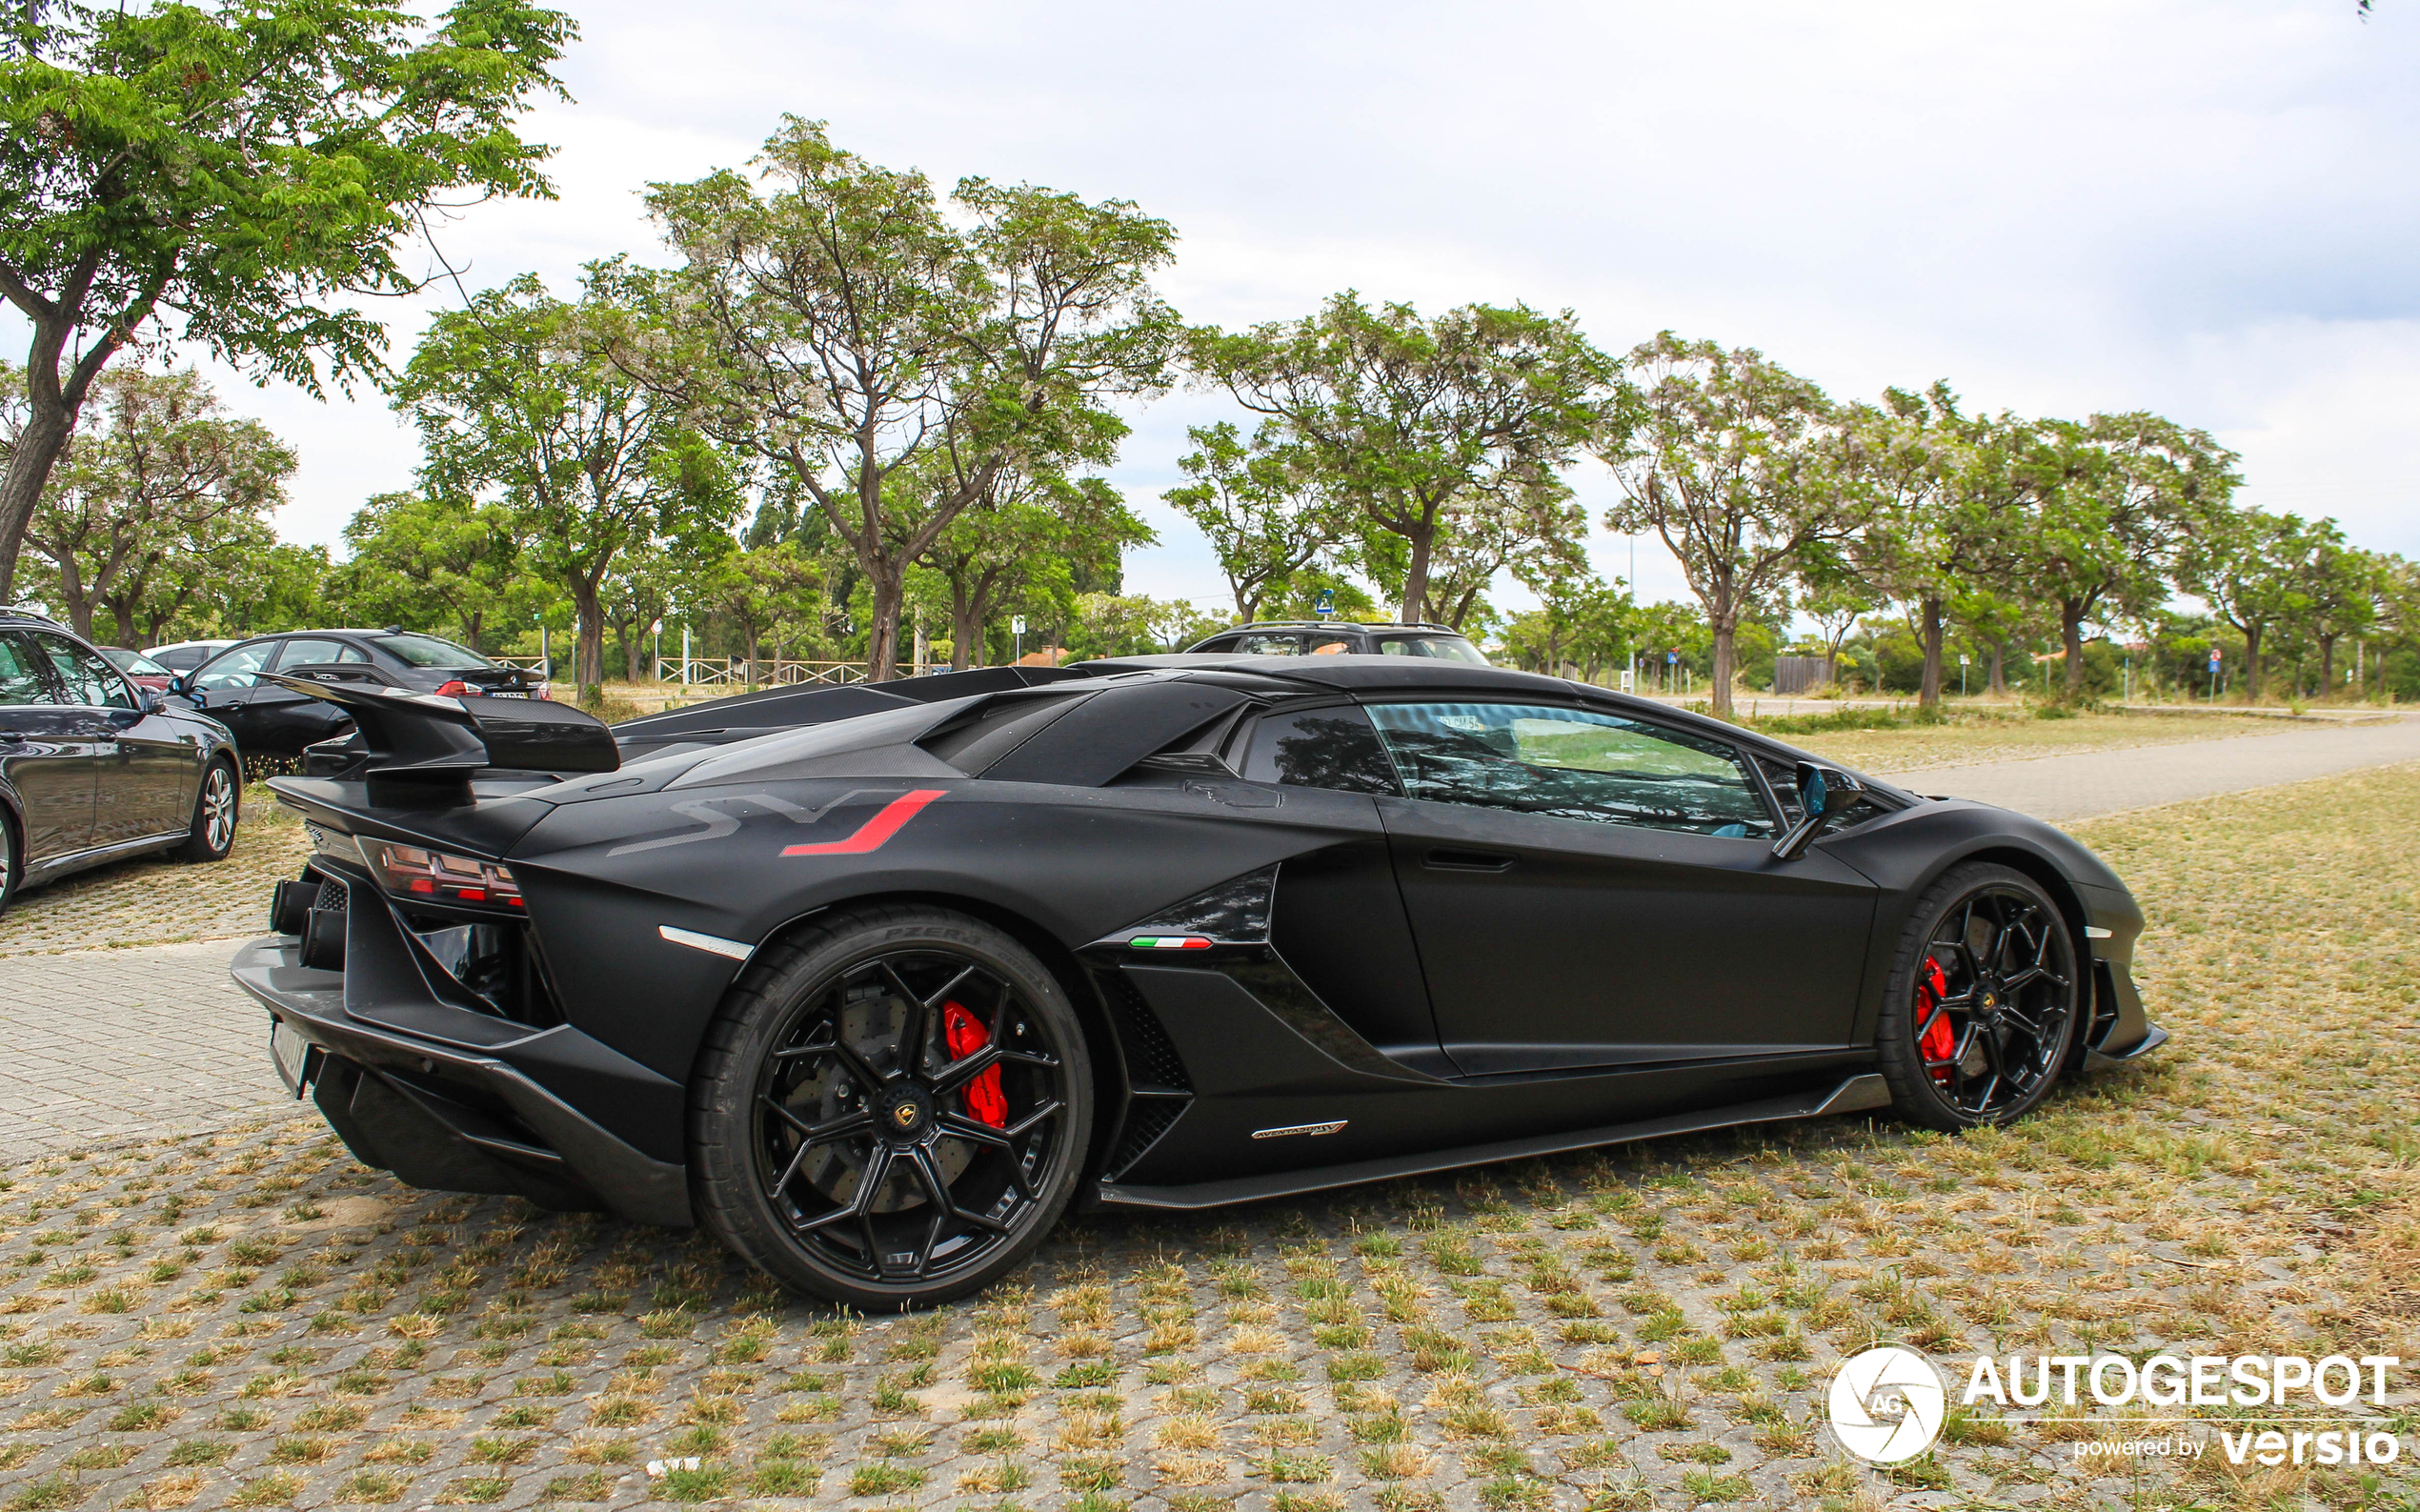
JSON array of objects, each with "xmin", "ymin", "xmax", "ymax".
[
  {"xmin": 0, "ymin": 766, "xmax": 2414, "ymax": 1508},
  {"xmin": 1777, "ymin": 709, "xmax": 2296, "ymax": 776}
]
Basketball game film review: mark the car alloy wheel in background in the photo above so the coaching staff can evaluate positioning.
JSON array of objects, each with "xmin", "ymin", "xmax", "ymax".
[
  {"xmin": 177, "ymin": 762, "xmax": 239, "ymax": 863},
  {"xmin": 689, "ymin": 906, "xmax": 1092, "ymax": 1308}
]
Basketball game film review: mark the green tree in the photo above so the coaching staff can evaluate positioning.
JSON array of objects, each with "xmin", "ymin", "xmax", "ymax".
[
  {"xmin": 2178, "ymin": 506, "xmax": 2314, "ymax": 703},
  {"xmin": 2297, "ymin": 525, "xmax": 2386, "ymax": 696},
  {"xmin": 1162, "ymin": 421, "xmax": 1343, "ymax": 620},
  {"xmin": 0, "ymin": 0, "xmax": 574, "ymax": 599},
  {"xmin": 620, "ymin": 120, "xmax": 1178, "ymax": 680},
  {"xmin": 920, "ymin": 471, "xmax": 1149, "ymax": 670},
  {"xmin": 5, "ymin": 362, "xmax": 291, "ymax": 641},
  {"xmin": 1597, "ymin": 333, "xmax": 1868, "ymax": 717},
  {"xmin": 2018, "ymin": 413, "xmax": 2232, "ymax": 701},
  {"xmin": 337, "ymin": 490, "xmax": 518, "ymax": 652},
  {"xmin": 395, "ymin": 272, "xmax": 741, "ymax": 694},
  {"xmin": 1188, "ymin": 293, "xmax": 1618, "ymax": 625}
]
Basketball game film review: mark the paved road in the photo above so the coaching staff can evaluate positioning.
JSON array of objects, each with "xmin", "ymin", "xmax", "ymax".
[
  {"xmin": 1906, "ymin": 712, "xmax": 2420, "ymax": 820},
  {"xmin": 0, "ymin": 937, "xmax": 289, "ymax": 1162},
  {"xmin": 6, "ymin": 716, "xmax": 2416, "ymax": 1166}
]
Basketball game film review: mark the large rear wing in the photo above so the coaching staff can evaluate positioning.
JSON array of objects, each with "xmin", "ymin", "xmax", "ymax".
[{"xmin": 266, "ymin": 675, "xmax": 618, "ymax": 794}]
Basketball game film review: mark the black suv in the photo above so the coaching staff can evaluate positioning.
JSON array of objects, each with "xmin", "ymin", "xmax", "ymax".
[
  {"xmin": 1183, "ymin": 621, "xmax": 1492, "ymax": 663},
  {"xmin": 0, "ymin": 607, "xmax": 243, "ymax": 914},
  {"xmin": 175, "ymin": 629, "xmax": 546, "ymax": 760}
]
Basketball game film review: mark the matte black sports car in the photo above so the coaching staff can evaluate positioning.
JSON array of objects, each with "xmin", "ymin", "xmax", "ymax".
[{"xmin": 232, "ymin": 656, "xmax": 2163, "ymax": 1307}]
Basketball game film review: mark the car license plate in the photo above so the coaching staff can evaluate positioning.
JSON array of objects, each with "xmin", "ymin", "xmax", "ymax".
[
  {"xmin": 485, "ymin": 690, "xmax": 529, "ymax": 698},
  {"xmin": 271, "ymin": 1019, "xmax": 317, "ymax": 1099}
]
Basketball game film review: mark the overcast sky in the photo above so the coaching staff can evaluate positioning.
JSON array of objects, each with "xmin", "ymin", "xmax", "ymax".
[{"xmin": 22, "ymin": 0, "xmax": 2420, "ymax": 621}]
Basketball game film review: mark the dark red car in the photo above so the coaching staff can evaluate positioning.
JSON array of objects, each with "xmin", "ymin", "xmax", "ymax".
[{"xmin": 98, "ymin": 647, "xmax": 175, "ymax": 692}]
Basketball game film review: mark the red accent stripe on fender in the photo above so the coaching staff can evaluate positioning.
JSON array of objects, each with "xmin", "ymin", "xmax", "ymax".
[{"xmin": 780, "ymin": 789, "xmax": 948, "ymax": 857}]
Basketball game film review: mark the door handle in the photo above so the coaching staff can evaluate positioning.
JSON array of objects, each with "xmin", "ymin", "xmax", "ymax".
[{"xmin": 1424, "ymin": 847, "xmax": 1515, "ymax": 873}]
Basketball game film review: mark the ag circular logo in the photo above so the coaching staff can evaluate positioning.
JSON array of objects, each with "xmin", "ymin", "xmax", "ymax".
[{"xmin": 1828, "ymin": 1345, "xmax": 1947, "ymax": 1463}]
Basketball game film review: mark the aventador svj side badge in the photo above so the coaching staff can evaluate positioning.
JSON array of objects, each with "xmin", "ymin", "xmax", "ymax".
[
  {"xmin": 1252, "ymin": 1120, "xmax": 1349, "ymax": 1140},
  {"xmin": 657, "ymin": 924, "xmax": 754, "ymax": 961},
  {"xmin": 781, "ymin": 789, "xmax": 948, "ymax": 857}
]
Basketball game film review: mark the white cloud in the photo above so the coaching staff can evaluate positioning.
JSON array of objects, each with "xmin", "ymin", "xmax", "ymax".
[{"xmin": 10, "ymin": 0, "xmax": 2417, "ymax": 626}]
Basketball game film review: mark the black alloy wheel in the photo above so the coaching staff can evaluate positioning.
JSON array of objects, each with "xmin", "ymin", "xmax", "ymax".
[
  {"xmin": 175, "ymin": 760, "xmax": 239, "ymax": 862},
  {"xmin": 690, "ymin": 905, "xmax": 1092, "ymax": 1308},
  {"xmin": 1877, "ymin": 863, "xmax": 2082, "ymax": 1130}
]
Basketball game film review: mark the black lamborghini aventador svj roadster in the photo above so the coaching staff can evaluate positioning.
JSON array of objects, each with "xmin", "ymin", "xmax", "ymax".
[{"xmin": 233, "ymin": 655, "xmax": 2165, "ymax": 1306}]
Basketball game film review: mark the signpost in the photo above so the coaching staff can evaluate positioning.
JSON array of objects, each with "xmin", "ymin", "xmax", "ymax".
[
  {"xmin": 1013, "ymin": 615, "xmax": 1026, "ymax": 663},
  {"xmin": 2208, "ymin": 645, "xmax": 2222, "ymax": 702},
  {"xmin": 1313, "ymin": 588, "xmax": 1337, "ymax": 621},
  {"xmin": 1959, "ymin": 653, "xmax": 1969, "ymax": 697}
]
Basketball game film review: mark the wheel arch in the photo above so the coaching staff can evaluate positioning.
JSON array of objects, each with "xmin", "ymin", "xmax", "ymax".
[
  {"xmin": 750, "ymin": 888, "xmax": 1133, "ymax": 1187},
  {"xmin": 1933, "ymin": 844, "xmax": 2097, "ymax": 1073}
]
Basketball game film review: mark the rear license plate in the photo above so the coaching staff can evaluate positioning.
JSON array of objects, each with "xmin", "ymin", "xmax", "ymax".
[
  {"xmin": 485, "ymin": 690, "xmax": 529, "ymax": 698},
  {"xmin": 271, "ymin": 1019, "xmax": 318, "ymax": 1099}
]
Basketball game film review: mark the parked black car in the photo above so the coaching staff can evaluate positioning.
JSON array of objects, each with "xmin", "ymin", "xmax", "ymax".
[
  {"xmin": 1185, "ymin": 620, "xmax": 1492, "ymax": 663},
  {"xmin": 175, "ymin": 630, "xmax": 547, "ymax": 761},
  {"xmin": 0, "ymin": 609, "xmax": 243, "ymax": 914}
]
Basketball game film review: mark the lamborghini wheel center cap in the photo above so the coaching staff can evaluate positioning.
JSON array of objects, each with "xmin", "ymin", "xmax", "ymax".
[{"xmin": 880, "ymin": 1088, "xmax": 935, "ymax": 1142}]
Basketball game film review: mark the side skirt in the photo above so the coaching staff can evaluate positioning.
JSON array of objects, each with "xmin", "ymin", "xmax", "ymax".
[{"xmin": 1096, "ymin": 1073, "xmax": 1891, "ymax": 1211}]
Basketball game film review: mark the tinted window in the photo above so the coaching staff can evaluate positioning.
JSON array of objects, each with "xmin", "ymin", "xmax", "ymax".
[
  {"xmin": 0, "ymin": 632, "xmax": 51, "ymax": 706},
  {"xmin": 193, "ymin": 642, "xmax": 275, "ymax": 692},
  {"xmin": 31, "ymin": 633, "xmax": 135, "ymax": 709},
  {"xmin": 149, "ymin": 644, "xmax": 224, "ymax": 672},
  {"xmin": 373, "ymin": 634, "xmax": 492, "ymax": 670},
  {"xmin": 1234, "ymin": 633, "xmax": 1306, "ymax": 655},
  {"xmin": 275, "ymin": 637, "xmax": 370, "ymax": 670},
  {"xmin": 1376, "ymin": 635, "xmax": 1491, "ymax": 665},
  {"xmin": 1192, "ymin": 636, "xmax": 1240, "ymax": 654},
  {"xmin": 99, "ymin": 647, "xmax": 170, "ymax": 675},
  {"xmin": 1240, "ymin": 705, "xmax": 1402, "ymax": 796},
  {"xmin": 1305, "ymin": 635, "xmax": 1355, "ymax": 655},
  {"xmin": 1366, "ymin": 701, "xmax": 1773, "ymax": 837}
]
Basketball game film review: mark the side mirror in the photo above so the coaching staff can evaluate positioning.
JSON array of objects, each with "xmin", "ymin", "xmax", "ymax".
[
  {"xmin": 1771, "ymin": 760, "xmax": 1865, "ymax": 861},
  {"xmin": 142, "ymin": 691, "xmax": 167, "ymax": 716},
  {"xmin": 166, "ymin": 674, "xmax": 191, "ymax": 697}
]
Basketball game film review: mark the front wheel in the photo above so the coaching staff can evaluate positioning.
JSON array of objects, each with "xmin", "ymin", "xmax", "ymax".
[
  {"xmin": 173, "ymin": 760, "xmax": 239, "ymax": 863},
  {"xmin": 689, "ymin": 905, "xmax": 1093, "ymax": 1309},
  {"xmin": 1876, "ymin": 863, "xmax": 2082, "ymax": 1131}
]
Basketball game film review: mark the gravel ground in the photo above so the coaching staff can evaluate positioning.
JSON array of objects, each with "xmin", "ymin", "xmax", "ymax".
[{"xmin": 2, "ymin": 766, "xmax": 2414, "ymax": 1511}]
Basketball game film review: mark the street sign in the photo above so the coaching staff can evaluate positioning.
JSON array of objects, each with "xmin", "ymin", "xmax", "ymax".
[
  {"xmin": 1666, "ymin": 650, "xmax": 1679, "ymax": 665},
  {"xmin": 1313, "ymin": 588, "xmax": 1337, "ymax": 619},
  {"xmin": 1959, "ymin": 655, "xmax": 1969, "ymax": 666},
  {"xmin": 1012, "ymin": 616, "xmax": 1026, "ymax": 635}
]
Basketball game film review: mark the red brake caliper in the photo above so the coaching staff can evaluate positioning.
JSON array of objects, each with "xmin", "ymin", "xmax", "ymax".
[
  {"xmin": 1916, "ymin": 958, "xmax": 1955, "ymax": 1084},
  {"xmin": 942, "ymin": 1002, "xmax": 1007, "ymax": 1129}
]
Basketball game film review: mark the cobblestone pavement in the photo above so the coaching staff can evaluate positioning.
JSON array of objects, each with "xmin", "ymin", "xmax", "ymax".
[
  {"xmin": 0, "ymin": 768, "xmax": 2414, "ymax": 1510},
  {"xmin": 0, "ymin": 941, "xmax": 289, "ymax": 1164},
  {"xmin": 1901, "ymin": 712, "xmax": 2420, "ymax": 820}
]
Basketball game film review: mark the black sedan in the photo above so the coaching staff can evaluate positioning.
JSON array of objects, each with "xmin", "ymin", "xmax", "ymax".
[
  {"xmin": 176, "ymin": 630, "xmax": 546, "ymax": 761},
  {"xmin": 0, "ymin": 610, "xmax": 243, "ymax": 914},
  {"xmin": 233, "ymin": 655, "xmax": 2162, "ymax": 1308}
]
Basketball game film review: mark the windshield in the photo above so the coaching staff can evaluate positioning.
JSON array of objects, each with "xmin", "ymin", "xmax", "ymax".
[
  {"xmin": 1377, "ymin": 635, "xmax": 1492, "ymax": 666},
  {"xmin": 99, "ymin": 647, "xmax": 168, "ymax": 675},
  {"xmin": 373, "ymin": 634, "xmax": 494, "ymax": 671}
]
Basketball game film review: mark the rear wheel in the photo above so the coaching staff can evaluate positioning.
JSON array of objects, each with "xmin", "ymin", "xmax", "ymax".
[
  {"xmin": 173, "ymin": 760, "xmax": 238, "ymax": 863},
  {"xmin": 689, "ymin": 905, "xmax": 1092, "ymax": 1308},
  {"xmin": 0, "ymin": 810, "xmax": 18, "ymax": 915},
  {"xmin": 1876, "ymin": 863, "xmax": 2082, "ymax": 1131}
]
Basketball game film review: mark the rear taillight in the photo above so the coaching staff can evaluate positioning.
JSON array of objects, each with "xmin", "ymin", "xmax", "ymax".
[
  {"xmin": 434, "ymin": 679, "xmax": 471, "ymax": 696},
  {"xmin": 357, "ymin": 838, "xmax": 524, "ymax": 909}
]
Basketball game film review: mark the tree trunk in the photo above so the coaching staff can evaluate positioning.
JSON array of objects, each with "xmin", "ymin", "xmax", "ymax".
[
  {"xmin": 1917, "ymin": 596, "xmax": 1944, "ymax": 711},
  {"xmin": 2319, "ymin": 635, "xmax": 2337, "ymax": 696},
  {"xmin": 111, "ymin": 601, "xmax": 138, "ymax": 648},
  {"xmin": 1398, "ymin": 523, "xmax": 1435, "ymax": 625},
  {"xmin": 864, "ymin": 568, "xmax": 906, "ymax": 682},
  {"xmin": 571, "ymin": 580, "xmax": 608, "ymax": 697},
  {"xmin": 0, "ymin": 394, "xmax": 75, "ymax": 605},
  {"xmin": 2243, "ymin": 624, "xmax": 2264, "ymax": 703},
  {"xmin": 1987, "ymin": 641, "xmax": 2006, "ymax": 696},
  {"xmin": 626, "ymin": 633, "xmax": 643, "ymax": 683},
  {"xmin": 1709, "ymin": 623, "xmax": 1737, "ymax": 717},
  {"xmin": 2060, "ymin": 603, "xmax": 2087, "ymax": 700},
  {"xmin": 951, "ymin": 578, "xmax": 980, "ymax": 671}
]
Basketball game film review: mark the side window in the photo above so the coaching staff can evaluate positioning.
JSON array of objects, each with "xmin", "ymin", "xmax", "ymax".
[
  {"xmin": 0, "ymin": 632, "xmax": 54, "ymax": 706},
  {"xmin": 1234, "ymin": 633, "xmax": 1306, "ymax": 656},
  {"xmin": 1365, "ymin": 701, "xmax": 1775, "ymax": 838},
  {"xmin": 273, "ymin": 638, "xmax": 368, "ymax": 670},
  {"xmin": 1305, "ymin": 635, "xmax": 1354, "ymax": 655},
  {"xmin": 31, "ymin": 634, "xmax": 134, "ymax": 709},
  {"xmin": 1240, "ymin": 705, "xmax": 1402, "ymax": 796},
  {"xmin": 1193, "ymin": 636, "xmax": 1240, "ymax": 654},
  {"xmin": 192, "ymin": 642, "xmax": 274, "ymax": 692}
]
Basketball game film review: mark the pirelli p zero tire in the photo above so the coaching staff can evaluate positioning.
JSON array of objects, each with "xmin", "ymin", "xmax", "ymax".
[
  {"xmin": 1876, "ymin": 862, "xmax": 2083, "ymax": 1133},
  {"xmin": 689, "ymin": 904, "xmax": 1093, "ymax": 1309}
]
